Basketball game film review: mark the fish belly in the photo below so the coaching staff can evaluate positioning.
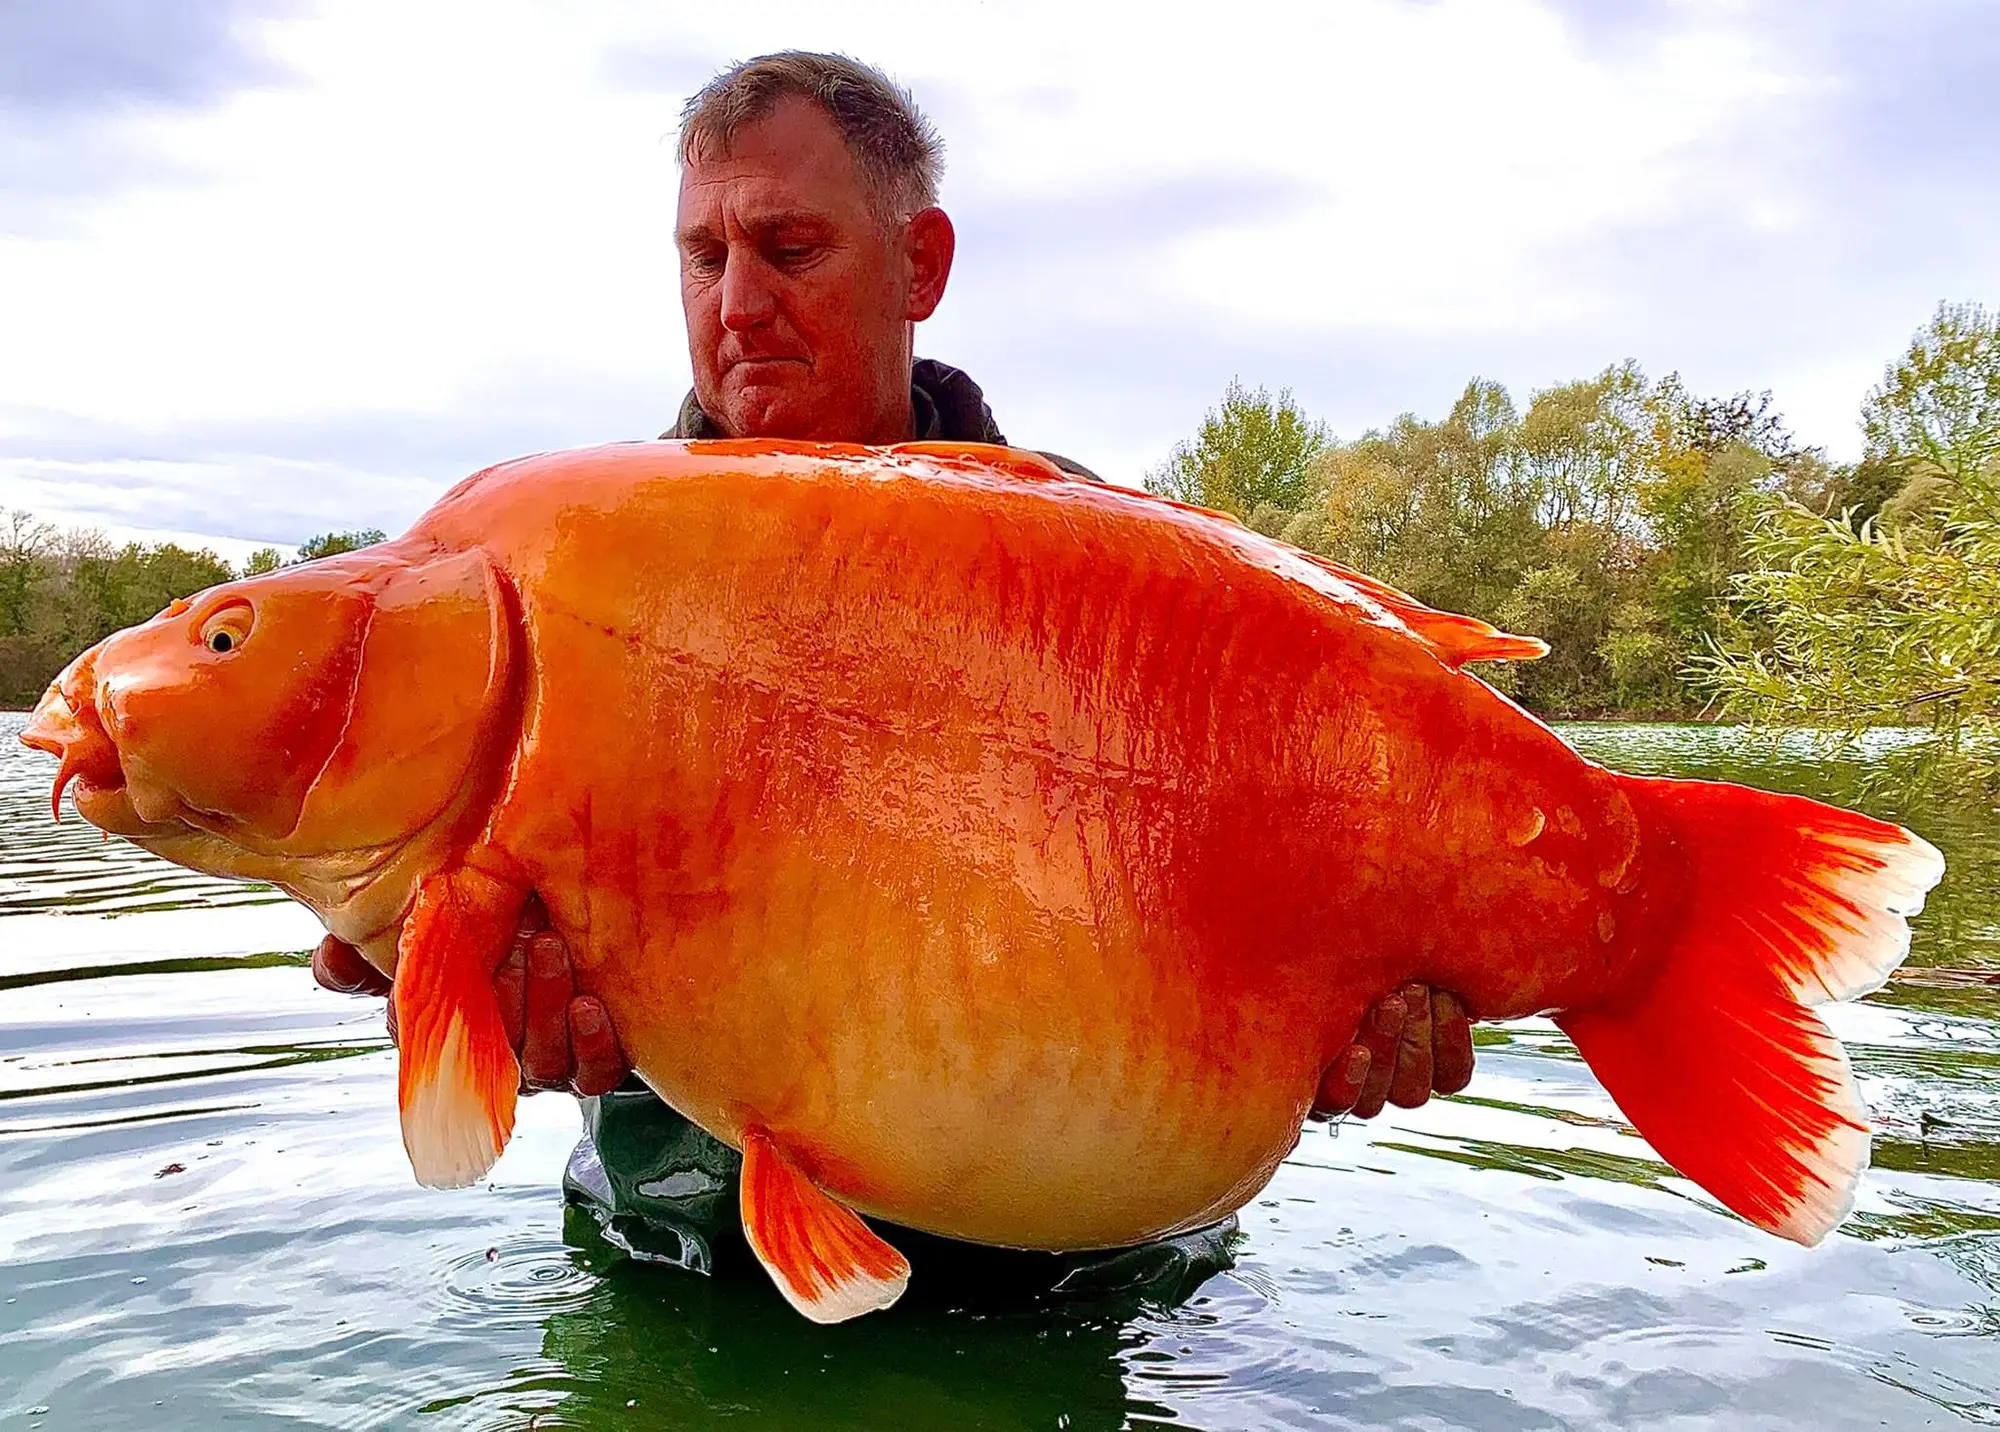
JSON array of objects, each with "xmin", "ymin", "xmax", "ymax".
[{"xmin": 584, "ymin": 838, "xmax": 1334, "ymax": 1250}]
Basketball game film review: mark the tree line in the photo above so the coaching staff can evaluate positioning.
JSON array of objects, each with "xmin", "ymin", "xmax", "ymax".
[
  {"xmin": 1148, "ymin": 302, "xmax": 1999, "ymax": 801},
  {"xmin": 0, "ymin": 526, "xmax": 383, "ymax": 707}
]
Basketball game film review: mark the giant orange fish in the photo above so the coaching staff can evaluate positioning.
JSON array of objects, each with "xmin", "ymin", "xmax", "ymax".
[{"xmin": 21, "ymin": 441, "xmax": 1944, "ymax": 1323}]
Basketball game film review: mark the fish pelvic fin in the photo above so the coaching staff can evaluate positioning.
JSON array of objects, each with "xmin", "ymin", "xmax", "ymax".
[
  {"xmin": 1559, "ymin": 775, "xmax": 1945, "ymax": 1246},
  {"xmin": 1294, "ymin": 553, "xmax": 1547, "ymax": 666},
  {"xmin": 394, "ymin": 866, "xmax": 524, "ymax": 1189},
  {"xmin": 740, "ymin": 1128, "xmax": 911, "ymax": 1324}
]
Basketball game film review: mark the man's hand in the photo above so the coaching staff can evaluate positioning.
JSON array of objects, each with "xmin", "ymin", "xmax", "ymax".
[
  {"xmin": 311, "ymin": 901, "xmax": 629, "ymax": 1097},
  {"xmin": 1310, "ymin": 983, "xmax": 1475, "ymax": 1121}
]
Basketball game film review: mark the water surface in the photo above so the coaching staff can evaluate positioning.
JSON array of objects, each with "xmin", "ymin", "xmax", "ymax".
[{"xmin": 3, "ymin": 716, "xmax": 1997, "ymax": 1430}]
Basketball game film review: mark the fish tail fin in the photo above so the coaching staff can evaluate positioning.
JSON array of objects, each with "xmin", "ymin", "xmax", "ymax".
[
  {"xmin": 1557, "ymin": 775, "xmax": 1944, "ymax": 1245},
  {"xmin": 394, "ymin": 870, "xmax": 522, "ymax": 1189}
]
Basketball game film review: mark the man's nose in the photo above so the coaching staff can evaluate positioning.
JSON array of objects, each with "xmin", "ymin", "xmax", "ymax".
[{"xmin": 718, "ymin": 251, "xmax": 777, "ymax": 332}]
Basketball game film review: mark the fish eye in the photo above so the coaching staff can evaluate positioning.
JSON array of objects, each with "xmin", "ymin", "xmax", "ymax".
[{"xmin": 197, "ymin": 602, "xmax": 254, "ymax": 656}]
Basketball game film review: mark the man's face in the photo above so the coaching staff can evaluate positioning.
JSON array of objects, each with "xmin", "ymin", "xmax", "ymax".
[{"xmin": 676, "ymin": 97, "xmax": 950, "ymax": 444}]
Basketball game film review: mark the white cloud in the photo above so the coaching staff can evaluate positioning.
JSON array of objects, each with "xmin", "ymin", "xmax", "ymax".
[{"xmin": 1, "ymin": 0, "xmax": 1995, "ymax": 551}]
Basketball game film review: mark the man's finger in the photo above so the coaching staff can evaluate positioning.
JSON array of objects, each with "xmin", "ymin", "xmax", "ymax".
[
  {"xmin": 1387, "ymin": 981, "xmax": 1434, "ymax": 1108},
  {"xmin": 1310, "ymin": 1044, "xmax": 1370, "ymax": 1120},
  {"xmin": 1351, "ymin": 992, "xmax": 1404, "ymax": 1119},
  {"xmin": 1432, "ymin": 990, "xmax": 1476, "ymax": 1096},
  {"xmin": 568, "ymin": 997, "xmax": 628, "ymax": 1097},
  {"xmin": 312, "ymin": 934, "xmax": 392, "ymax": 997},
  {"xmin": 494, "ymin": 931, "xmax": 529, "ymax": 1052},
  {"xmin": 518, "ymin": 931, "xmax": 574, "ymax": 1090}
]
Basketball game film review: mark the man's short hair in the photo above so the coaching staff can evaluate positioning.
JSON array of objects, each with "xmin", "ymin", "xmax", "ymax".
[{"xmin": 679, "ymin": 51, "xmax": 944, "ymax": 222}]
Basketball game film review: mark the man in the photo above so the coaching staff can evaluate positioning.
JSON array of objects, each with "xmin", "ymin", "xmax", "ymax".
[{"xmin": 314, "ymin": 51, "xmax": 1476, "ymax": 1291}]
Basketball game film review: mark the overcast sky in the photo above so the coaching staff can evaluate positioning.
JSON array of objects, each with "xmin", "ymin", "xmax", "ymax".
[{"xmin": 2, "ymin": 0, "xmax": 1996, "ymax": 563}]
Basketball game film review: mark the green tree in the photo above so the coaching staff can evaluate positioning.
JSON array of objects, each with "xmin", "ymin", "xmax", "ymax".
[
  {"xmin": 0, "ymin": 510, "xmax": 56, "ymax": 639},
  {"xmin": 1702, "ymin": 304, "xmax": 2000, "ymax": 802},
  {"xmin": 1634, "ymin": 376, "xmax": 1810, "ymax": 669},
  {"xmin": 66, "ymin": 543, "xmax": 235, "ymax": 639},
  {"xmin": 1500, "ymin": 366, "xmax": 1656, "ymax": 714},
  {"xmin": 1862, "ymin": 302, "xmax": 2000, "ymax": 486},
  {"xmin": 1145, "ymin": 380, "xmax": 1329, "ymax": 518},
  {"xmin": 1697, "ymin": 485, "xmax": 2000, "ymax": 801},
  {"xmin": 244, "ymin": 547, "xmax": 284, "ymax": 575},
  {"xmin": 296, "ymin": 529, "xmax": 387, "ymax": 562},
  {"xmin": 1311, "ymin": 378, "xmax": 1533, "ymax": 620},
  {"xmin": 1287, "ymin": 367, "xmax": 1684, "ymax": 715},
  {"xmin": 0, "ymin": 521, "xmax": 236, "ymax": 707},
  {"xmin": 1598, "ymin": 600, "xmax": 1681, "ymax": 710}
]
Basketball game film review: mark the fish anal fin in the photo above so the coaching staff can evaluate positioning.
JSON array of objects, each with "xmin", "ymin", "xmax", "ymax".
[
  {"xmin": 394, "ymin": 864, "xmax": 525, "ymax": 1189},
  {"xmin": 740, "ymin": 1128, "xmax": 910, "ymax": 1324},
  {"xmin": 1297, "ymin": 552, "xmax": 1548, "ymax": 666}
]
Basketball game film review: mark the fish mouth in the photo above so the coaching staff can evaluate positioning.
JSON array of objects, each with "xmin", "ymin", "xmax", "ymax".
[{"xmin": 21, "ymin": 678, "xmax": 132, "ymax": 825}]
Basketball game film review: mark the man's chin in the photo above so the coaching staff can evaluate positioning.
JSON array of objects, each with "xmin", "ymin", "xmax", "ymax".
[{"xmin": 711, "ymin": 377, "xmax": 835, "ymax": 442}]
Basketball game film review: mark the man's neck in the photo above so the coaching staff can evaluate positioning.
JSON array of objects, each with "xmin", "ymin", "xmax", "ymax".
[{"xmin": 857, "ymin": 387, "xmax": 916, "ymax": 444}]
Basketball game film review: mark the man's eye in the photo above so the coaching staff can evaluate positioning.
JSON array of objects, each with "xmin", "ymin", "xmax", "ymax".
[
  {"xmin": 684, "ymin": 250, "xmax": 724, "ymax": 276},
  {"xmin": 772, "ymin": 245, "xmax": 818, "ymax": 267}
]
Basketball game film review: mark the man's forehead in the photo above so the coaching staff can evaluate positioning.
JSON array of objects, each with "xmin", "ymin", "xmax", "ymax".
[
  {"xmin": 678, "ymin": 97, "xmax": 869, "ymax": 214},
  {"xmin": 675, "ymin": 180, "xmax": 848, "ymax": 240}
]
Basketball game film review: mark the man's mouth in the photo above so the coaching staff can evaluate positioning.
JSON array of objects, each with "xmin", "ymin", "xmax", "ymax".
[{"xmin": 726, "ymin": 356, "xmax": 809, "ymax": 378}]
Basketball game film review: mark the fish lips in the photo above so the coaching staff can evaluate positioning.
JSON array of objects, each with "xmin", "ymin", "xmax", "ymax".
[{"xmin": 20, "ymin": 682, "xmax": 186, "ymax": 839}]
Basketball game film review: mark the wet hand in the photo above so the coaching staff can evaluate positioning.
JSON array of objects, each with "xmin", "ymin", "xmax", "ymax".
[
  {"xmin": 310, "ymin": 905, "xmax": 629, "ymax": 1098},
  {"xmin": 311, "ymin": 931, "xmax": 391, "ymax": 998},
  {"xmin": 492, "ymin": 909, "xmax": 629, "ymax": 1097},
  {"xmin": 1309, "ymin": 984, "xmax": 1475, "ymax": 1121}
]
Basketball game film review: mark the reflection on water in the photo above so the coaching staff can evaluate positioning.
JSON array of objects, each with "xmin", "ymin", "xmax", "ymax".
[{"xmin": 3, "ymin": 715, "xmax": 1998, "ymax": 1430}]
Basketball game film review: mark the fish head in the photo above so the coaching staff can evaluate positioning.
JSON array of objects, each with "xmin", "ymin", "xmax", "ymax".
[{"xmin": 20, "ymin": 545, "xmax": 516, "ymax": 873}]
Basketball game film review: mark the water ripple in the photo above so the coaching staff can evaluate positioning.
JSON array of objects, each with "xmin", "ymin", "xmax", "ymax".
[{"xmin": 437, "ymin": 1237, "xmax": 604, "ymax": 1333}]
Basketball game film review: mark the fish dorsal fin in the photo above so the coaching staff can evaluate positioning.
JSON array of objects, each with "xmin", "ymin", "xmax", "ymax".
[
  {"xmin": 1294, "ymin": 552, "xmax": 1547, "ymax": 667},
  {"xmin": 884, "ymin": 443, "xmax": 1542, "ymax": 666},
  {"xmin": 890, "ymin": 442, "xmax": 1069, "ymax": 483},
  {"xmin": 740, "ymin": 1128, "xmax": 911, "ymax": 1324}
]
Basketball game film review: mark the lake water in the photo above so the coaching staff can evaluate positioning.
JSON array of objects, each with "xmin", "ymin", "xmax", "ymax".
[{"xmin": 3, "ymin": 715, "xmax": 1997, "ymax": 1431}]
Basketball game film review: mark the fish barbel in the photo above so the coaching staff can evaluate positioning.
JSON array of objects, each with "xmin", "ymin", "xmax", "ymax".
[{"xmin": 20, "ymin": 440, "xmax": 1944, "ymax": 1322}]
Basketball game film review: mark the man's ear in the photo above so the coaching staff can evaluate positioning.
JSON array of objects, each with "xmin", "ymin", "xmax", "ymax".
[
  {"xmin": 289, "ymin": 548, "xmax": 516, "ymax": 853},
  {"xmin": 906, "ymin": 206, "xmax": 955, "ymax": 323}
]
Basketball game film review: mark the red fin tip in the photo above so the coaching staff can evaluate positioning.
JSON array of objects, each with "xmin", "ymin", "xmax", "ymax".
[{"xmin": 740, "ymin": 1128, "xmax": 910, "ymax": 1324}]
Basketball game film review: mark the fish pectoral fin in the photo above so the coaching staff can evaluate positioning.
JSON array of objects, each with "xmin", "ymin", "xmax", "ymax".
[
  {"xmin": 739, "ymin": 1127, "xmax": 910, "ymax": 1325},
  {"xmin": 393, "ymin": 864, "xmax": 525, "ymax": 1190}
]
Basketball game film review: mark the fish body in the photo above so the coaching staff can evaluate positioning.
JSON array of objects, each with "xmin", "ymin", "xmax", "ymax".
[
  {"xmin": 21, "ymin": 440, "xmax": 1945, "ymax": 1320},
  {"xmin": 437, "ymin": 443, "xmax": 1642, "ymax": 1246}
]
